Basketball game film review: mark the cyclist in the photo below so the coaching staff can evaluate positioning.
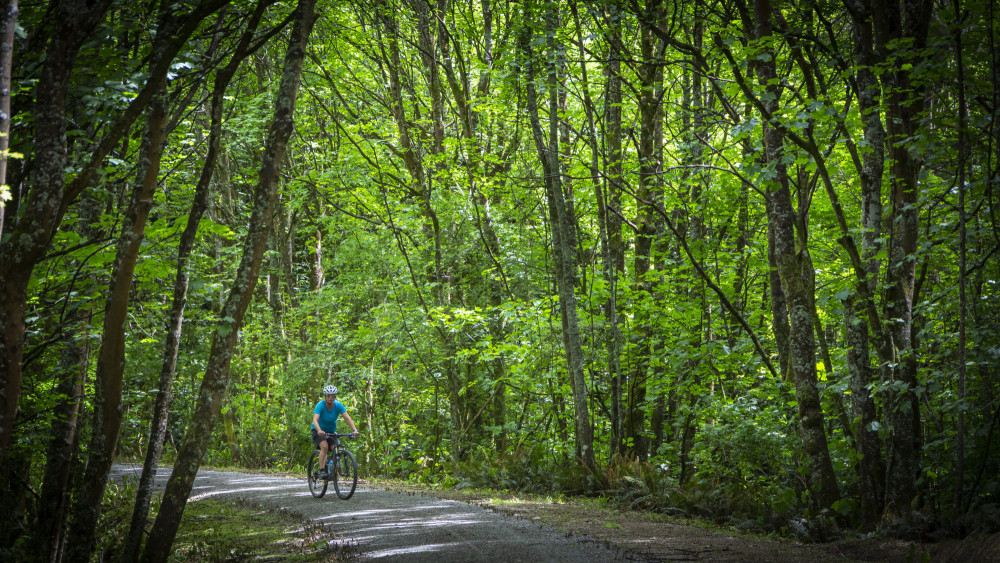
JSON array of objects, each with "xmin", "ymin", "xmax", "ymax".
[{"xmin": 311, "ymin": 385, "xmax": 359, "ymax": 478}]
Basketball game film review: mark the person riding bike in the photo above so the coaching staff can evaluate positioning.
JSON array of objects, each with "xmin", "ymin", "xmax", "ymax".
[{"xmin": 311, "ymin": 385, "xmax": 359, "ymax": 478}]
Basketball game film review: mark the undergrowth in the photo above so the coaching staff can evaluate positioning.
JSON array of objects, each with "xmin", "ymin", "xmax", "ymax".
[
  {"xmin": 411, "ymin": 444, "xmax": 835, "ymax": 542},
  {"xmin": 426, "ymin": 445, "xmax": 1000, "ymax": 544}
]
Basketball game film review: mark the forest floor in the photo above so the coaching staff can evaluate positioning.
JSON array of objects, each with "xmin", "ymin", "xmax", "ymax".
[{"xmin": 378, "ymin": 481, "xmax": 1000, "ymax": 562}]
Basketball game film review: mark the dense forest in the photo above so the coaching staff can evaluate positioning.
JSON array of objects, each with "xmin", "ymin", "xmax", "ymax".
[{"xmin": 1, "ymin": 0, "xmax": 998, "ymax": 559}]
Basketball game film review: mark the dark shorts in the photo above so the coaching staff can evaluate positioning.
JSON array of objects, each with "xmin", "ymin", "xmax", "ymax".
[{"xmin": 311, "ymin": 428, "xmax": 338, "ymax": 449}]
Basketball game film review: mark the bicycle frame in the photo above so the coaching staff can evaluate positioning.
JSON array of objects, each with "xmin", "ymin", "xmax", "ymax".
[{"xmin": 308, "ymin": 433, "xmax": 358, "ymax": 500}]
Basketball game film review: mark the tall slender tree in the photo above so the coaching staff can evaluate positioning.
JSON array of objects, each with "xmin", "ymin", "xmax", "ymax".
[
  {"xmin": 121, "ymin": 4, "xmax": 277, "ymax": 559},
  {"xmin": 141, "ymin": 0, "xmax": 316, "ymax": 559},
  {"xmin": 0, "ymin": 0, "xmax": 114, "ymax": 469},
  {"xmin": 523, "ymin": 0, "xmax": 597, "ymax": 476},
  {"xmin": 0, "ymin": 0, "xmax": 16, "ymax": 239}
]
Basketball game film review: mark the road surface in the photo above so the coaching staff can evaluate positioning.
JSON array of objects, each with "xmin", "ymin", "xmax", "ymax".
[{"xmin": 113, "ymin": 464, "xmax": 633, "ymax": 561}]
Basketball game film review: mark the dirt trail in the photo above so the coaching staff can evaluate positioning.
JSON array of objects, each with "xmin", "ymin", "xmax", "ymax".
[
  {"xmin": 114, "ymin": 464, "xmax": 626, "ymax": 561},
  {"xmin": 115, "ymin": 464, "xmax": 998, "ymax": 562}
]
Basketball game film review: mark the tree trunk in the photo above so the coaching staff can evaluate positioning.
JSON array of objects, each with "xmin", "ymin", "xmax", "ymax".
[
  {"xmin": 121, "ymin": 5, "xmax": 269, "ymax": 559},
  {"xmin": 844, "ymin": 0, "xmax": 888, "ymax": 528},
  {"xmin": 675, "ymin": 5, "xmax": 707, "ymax": 468},
  {"xmin": 766, "ymin": 200, "xmax": 792, "ymax": 379},
  {"xmin": 951, "ymin": 0, "xmax": 968, "ymax": 520},
  {"xmin": 140, "ymin": 1, "xmax": 315, "ymax": 560},
  {"xmin": 628, "ymin": 0, "xmax": 665, "ymax": 462},
  {"xmin": 570, "ymin": 0, "xmax": 624, "ymax": 460},
  {"xmin": 523, "ymin": 0, "xmax": 597, "ymax": 476},
  {"xmin": 602, "ymin": 3, "xmax": 626, "ymax": 459},
  {"xmin": 35, "ymin": 335, "xmax": 87, "ymax": 562},
  {"xmin": 869, "ymin": 0, "xmax": 931, "ymax": 514},
  {"xmin": 0, "ymin": 0, "xmax": 15, "ymax": 240},
  {"xmin": 65, "ymin": 80, "xmax": 171, "ymax": 562},
  {"xmin": 752, "ymin": 0, "xmax": 839, "ymax": 510}
]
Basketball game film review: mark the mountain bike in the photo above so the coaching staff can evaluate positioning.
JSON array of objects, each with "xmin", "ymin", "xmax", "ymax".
[{"xmin": 307, "ymin": 433, "xmax": 358, "ymax": 499}]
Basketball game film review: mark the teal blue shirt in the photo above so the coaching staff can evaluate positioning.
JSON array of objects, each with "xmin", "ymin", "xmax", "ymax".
[{"xmin": 312, "ymin": 400, "xmax": 346, "ymax": 433}]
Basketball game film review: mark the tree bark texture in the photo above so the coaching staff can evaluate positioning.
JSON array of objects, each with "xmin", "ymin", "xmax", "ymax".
[
  {"xmin": 65, "ymin": 78, "xmax": 170, "ymax": 563},
  {"xmin": 602, "ymin": 4, "xmax": 627, "ymax": 459},
  {"xmin": 35, "ymin": 335, "xmax": 87, "ymax": 562},
  {"xmin": 844, "ymin": 0, "xmax": 888, "ymax": 527},
  {"xmin": 523, "ymin": 0, "xmax": 597, "ymax": 476},
  {"xmin": 752, "ymin": 0, "xmax": 839, "ymax": 510},
  {"xmin": 122, "ymin": 5, "xmax": 271, "ymax": 559},
  {"xmin": 570, "ymin": 0, "xmax": 624, "ymax": 460},
  {"xmin": 140, "ymin": 1, "xmax": 316, "ymax": 560},
  {"xmin": 868, "ymin": 0, "xmax": 931, "ymax": 513},
  {"xmin": 0, "ymin": 0, "xmax": 16, "ymax": 240},
  {"xmin": 627, "ymin": 0, "xmax": 665, "ymax": 462},
  {"xmin": 951, "ymin": 0, "xmax": 968, "ymax": 520}
]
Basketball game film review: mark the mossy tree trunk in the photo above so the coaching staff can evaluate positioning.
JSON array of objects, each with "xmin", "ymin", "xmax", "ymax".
[
  {"xmin": 140, "ymin": 1, "xmax": 316, "ymax": 560},
  {"xmin": 121, "ymin": 5, "xmax": 271, "ymax": 560},
  {"xmin": 523, "ymin": 0, "xmax": 597, "ymax": 477},
  {"xmin": 750, "ymin": 0, "xmax": 840, "ymax": 511}
]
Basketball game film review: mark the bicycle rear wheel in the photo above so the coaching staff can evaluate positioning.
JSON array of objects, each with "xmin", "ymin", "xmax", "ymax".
[
  {"xmin": 307, "ymin": 449, "xmax": 327, "ymax": 498},
  {"xmin": 332, "ymin": 449, "xmax": 357, "ymax": 499}
]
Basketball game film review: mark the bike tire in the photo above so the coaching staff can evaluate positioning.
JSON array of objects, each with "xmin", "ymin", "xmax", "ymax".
[
  {"xmin": 307, "ymin": 449, "xmax": 328, "ymax": 498},
  {"xmin": 332, "ymin": 449, "xmax": 357, "ymax": 500}
]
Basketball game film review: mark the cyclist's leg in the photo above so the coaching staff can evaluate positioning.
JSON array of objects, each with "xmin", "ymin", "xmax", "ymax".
[
  {"xmin": 319, "ymin": 438, "xmax": 330, "ymax": 468},
  {"xmin": 311, "ymin": 428, "xmax": 330, "ymax": 469}
]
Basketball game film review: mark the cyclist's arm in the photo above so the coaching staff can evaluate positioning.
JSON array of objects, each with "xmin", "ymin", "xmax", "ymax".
[
  {"xmin": 342, "ymin": 412, "xmax": 359, "ymax": 435},
  {"xmin": 312, "ymin": 413, "xmax": 325, "ymax": 435}
]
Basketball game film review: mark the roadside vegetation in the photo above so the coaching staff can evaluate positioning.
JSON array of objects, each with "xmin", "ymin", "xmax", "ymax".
[{"xmin": 95, "ymin": 477, "xmax": 350, "ymax": 562}]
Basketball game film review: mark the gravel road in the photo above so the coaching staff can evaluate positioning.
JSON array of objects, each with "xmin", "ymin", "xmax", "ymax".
[{"xmin": 113, "ymin": 464, "xmax": 634, "ymax": 562}]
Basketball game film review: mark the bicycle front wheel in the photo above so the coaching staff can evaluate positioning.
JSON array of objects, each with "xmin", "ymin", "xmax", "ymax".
[
  {"xmin": 332, "ymin": 449, "xmax": 357, "ymax": 500},
  {"xmin": 307, "ymin": 449, "xmax": 328, "ymax": 498}
]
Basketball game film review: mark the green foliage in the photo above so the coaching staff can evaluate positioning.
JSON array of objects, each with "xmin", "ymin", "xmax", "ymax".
[
  {"xmin": 449, "ymin": 443, "xmax": 566, "ymax": 493},
  {"xmin": 598, "ymin": 452, "xmax": 806, "ymax": 537},
  {"xmin": 587, "ymin": 393, "xmax": 806, "ymax": 534},
  {"xmin": 9, "ymin": 0, "xmax": 1000, "ymax": 551},
  {"xmin": 95, "ymin": 477, "xmax": 147, "ymax": 560}
]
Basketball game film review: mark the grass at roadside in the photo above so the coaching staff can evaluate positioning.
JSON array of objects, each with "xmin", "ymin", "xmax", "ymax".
[{"xmin": 167, "ymin": 498, "xmax": 352, "ymax": 562}]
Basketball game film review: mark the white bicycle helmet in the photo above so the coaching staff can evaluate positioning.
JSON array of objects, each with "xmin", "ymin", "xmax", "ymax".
[{"xmin": 323, "ymin": 385, "xmax": 337, "ymax": 395}]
